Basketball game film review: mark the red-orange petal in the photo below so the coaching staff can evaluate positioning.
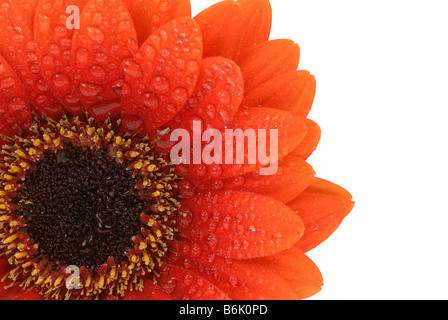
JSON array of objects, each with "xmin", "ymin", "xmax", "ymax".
[
  {"xmin": 289, "ymin": 178, "xmax": 354, "ymax": 252},
  {"xmin": 158, "ymin": 264, "xmax": 230, "ymax": 300},
  {"xmin": 175, "ymin": 107, "xmax": 307, "ymax": 179},
  {"xmin": 122, "ymin": 17, "xmax": 202, "ymax": 133},
  {"xmin": 255, "ymin": 246, "xmax": 323, "ymax": 299},
  {"xmin": 70, "ymin": 0, "xmax": 138, "ymax": 110},
  {"xmin": 126, "ymin": 0, "xmax": 192, "ymax": 46},
  {"xmin": 122, "ymin": 279, "xmax": 172, "ymax": 300},
  {"xmin": 234, "ymin": 0, "xmax": 272, "ymax": 60},
  {"xmin": 195, "ymin": 0, "xmax": 271, "ymax": 61},
  {"xmin": 0, "ymin": 259, "xmax": 11, "ymax": 299},
  {"xmin": 303, "ymin": 177, "xmax": 354, "ymax": 200},
  {"xmin": 153, "ymin": 56, "xmax": 244, "ymax": 153},
  {"xmin": 10, "ymin": 0, "xmax": 37, "ymax": 29},
  {"xmin": 185, "ymin": 154, "xmax": 315, "ymax": 203},
  {"xmin": 0, "ymin": 54, "xmax": 32, "ymax": 137},
  {"xmin": 0, "ymin": 0, "xmax": 62, "ymax": 118},
  {"xmin": 242, "ymin": 70, "xmax": 316, "ymax": 117},
  {"xmin": 291, "ymin": 118, "xmax": 321, "ymax": 160},
  {"xmin": 179, "ymin": 191, "xmax": 305, "ymax": 259},
  {"xmin": 167, "ymin": 241, "xmax": 321, "ymax": 300},
  {"xmin": 34, "ymin": 0, "xmax": 89, "ymax": 115},
  {"xmin": 239, "ymin": 39, "xmax": 300, "ymax": 93},
  {"xmin": 194, "ymin": 1, "xmax": 243, "ymax": 60},
  {"xmin": 2, "ymin": 287, "xmax": 43, "ymax": 300}
]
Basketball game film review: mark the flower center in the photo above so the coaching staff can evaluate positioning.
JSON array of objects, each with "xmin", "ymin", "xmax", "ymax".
[
  {"xmin": 0, "ymin": 115, "xmax": 182, "ymax": 299},
  {"xmin": 18, "ymin": 147, "xmax": 145, "ymax": 272}
]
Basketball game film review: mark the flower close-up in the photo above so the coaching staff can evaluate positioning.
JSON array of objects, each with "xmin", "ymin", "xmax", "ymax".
[{"xmin": 0, "ymin": 0, "xmax": 354, "ymax": 300}]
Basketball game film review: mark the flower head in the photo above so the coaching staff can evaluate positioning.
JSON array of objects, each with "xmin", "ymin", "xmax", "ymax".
[{"xmin": 0, "ymin": 0, "xmax": 353, "ymax": 300}]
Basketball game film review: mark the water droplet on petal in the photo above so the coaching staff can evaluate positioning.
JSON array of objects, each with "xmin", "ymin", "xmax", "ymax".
[
  {"xmin": 8, "ymin": 97, "xmax": 28, "ymax": 112},
  {"xmin": 76, "ymin": 47, "xmax": 90, "ymax": 67},
  {"xmin": 90, "ymin": 100, "xmax": 121, "ymax": 121},
  {"xmin": 51, "ymin": 73, "xmax": 70, "ymax": 90},
  {"xmin": 111, "ymin": 79, "xmax": 131, "ymax": 96},
  {"xmin": 91, "ymin": 65, "xmax": 105, "ymax": 79},
  {"xmin": 0, "ymin": 76, "xmax": 15, "ymax": 89},
  {"xmin": 161, "ymin": 277, "xmax": 177, "ymax": 294},
  {"xmin": 171, "ymin": 87, "xmax": 188, "ymax": 106},
  {"xmin": 151, "ymin": 76, "xmax": 170, "ymax": 93},
  {"xmin": 78, "ymin": 82, "xmax": 103, "ymax": 97},
  {"xmin": 86, "ymin": 26, "xmax": 105, "ymax": 43},
  {"xmin": 141, "ymin": 92, "xmax": 159, "ymax": 109},
  {"xmin": 124, "ymin": 61, "xmax": 143, "ymax": 78},
  {"xmin": 218, "ymin": 109, "xmax": 230, "ymax": 123}
]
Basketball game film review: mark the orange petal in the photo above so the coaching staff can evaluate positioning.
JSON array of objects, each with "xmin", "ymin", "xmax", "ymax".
[
  {"xmin": 175, "ymin": 107, "xmax": 307, "ymax": 179},
  {"xmin": 158, "ymin": 264, "xmax": 230, "ymax": 300},
  {"xmin": 293, "ymin": 74, "xmax": 316, "ymax": 118},
  {"xmin": 126, "ymin": 0, "xmax": 191, "ymax": 45},
  {"xmin": 289, "ymin": 179, "xmax": 354, "ymax": 252},
  {"xmin": 185, "ymin": 154, "xmax": 315, "ymax": 203},
  {"xmin": 194, "ymin": 0, "xmax": 243, "ymax": 59},
  {"xmin": 122, "ymin": 17, "xmax": 202, "ymax": 133},
  {"xmin": 168, "ymin": 241, "xmax": 321, "ymax": 300},
  {"xmin": 239, "ymin": 39, "xmax": 300, "ymax": 93},
  {"xmin": 152, "ymin": 56, "xmax": 244, "ymax": 153},
  {"xmin": 194, "ymin": 0, "xmax": 271, "ymax": 61},
  {"xmin": 0, "ymin": 54, "xmax": 32, "ymax": 137},
  {"xmin": 255, "ymin": 246, "xmax": 323, "ymax": 299},
  {"xmin": 34, "ymin": 0, "xmax": 89, "ymax": 115},
  {"xmin": 290, "ymin": 118, "xmax": 321, "ymax": 159},
  {"xmin": 0, "ymin": 0, "xmax": 62, "ymax": 118},
  {"xmin": 179, "ymin": 191, "xmax": 305, "ymax": 259},
  {"xmin": 70, "ymin": 0, "xmax": 138, "ymax": 109},
  {"xmin": 234, "ymin": 0, "xmax": 272, "ymax": 60},
  {"xmin": 303, "ymin": 177, "xmax": 354, "ymax": 200},
  {"xmin": 242, "ymin": 70, "xmax": 316, "ymax": 117},
  {"xmin": 11, "ymin": 0, "xmax": 37, "ymax": 29}
]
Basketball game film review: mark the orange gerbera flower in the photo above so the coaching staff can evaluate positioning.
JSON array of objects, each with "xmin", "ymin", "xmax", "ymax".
[{"xmin": 0, "ymin": 0, "xmax": 354, "ymax": 300}]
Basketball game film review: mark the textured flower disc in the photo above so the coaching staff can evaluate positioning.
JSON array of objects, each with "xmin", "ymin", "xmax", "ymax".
[
  {"xmin": 0, "ymin": 115, "xmax": 181, "ymax": 299},
  {"xmin": 0, "ymin": 0, "xmax": 354, "ymax": 300}
]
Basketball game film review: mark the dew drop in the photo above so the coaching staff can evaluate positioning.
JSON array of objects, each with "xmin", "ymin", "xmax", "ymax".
[
  {"xmin": 8, "ymin": 97, "xmax": 27, "ymax": 112},
  {"xmin": 124, "ymin": 61, "xmax": 143, "ymax": 78},
  {"xmin": 76, "ymin": 47, "xmax": 90, "ymax": 67},
  {"xmin": 141, "ymin": 92, "xmax": 159, "ymax": 109},
  {"xmin": 143, "ymin": 44, "xmax": 156, "ymax": 59},
  {"xmin": 90, "ymin": 99, "xmax": 121, "ymax": 121},
  {"xmin": 37, "ymin": 13, "xmax": 50, "ymax": 33},
  {"xmin": 161, "ymin": 277, "xmax": 178, "ymax": 294},
  {"xmin": 170, "ymin": 87, "xmax": 188, "ymax": 106},
  {"xmin": 218, "ymin": 109, "xmax": 230, "ymax": 123},
  {"xmin": 51, "ymin": 73, "xmax": 70, "ymax": 90},
  {"xmin": 78, "ymin": 82, "xmax": 103, "ymax": 97},
  {"xmin": 111, "ymin": 79, "xmax": 131, "ymax": 96},
  {"xmin": 0, "ymin": 76, "xmax": 15, "ymax": 89},
  {"xmin": 150, "ymin": 75, "xmax": 170, "ymax": 93},
  {"xmin": 86, "ymin": 26, "xmax": 105, "ymax": 43},
  {"xmin": 91, "ymin": 65, "xmax": 105, "ymax": 79}
]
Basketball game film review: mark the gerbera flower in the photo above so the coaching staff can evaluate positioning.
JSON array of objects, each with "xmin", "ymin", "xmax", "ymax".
[{"xmin": 0, "ymin": 0, "xmax": 354, "ymax": 300}]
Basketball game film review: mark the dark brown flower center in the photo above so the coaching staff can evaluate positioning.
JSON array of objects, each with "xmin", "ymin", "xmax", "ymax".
[
  {"xmin": 0, "ymin": 115, "xmax": 182, "ymax": 299},
  {"xmin": 17, "ymin": 146, "xmax": 146, "ymax": 272}
]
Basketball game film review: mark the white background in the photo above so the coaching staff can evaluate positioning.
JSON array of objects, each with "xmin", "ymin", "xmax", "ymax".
[{"xmin": 191, "ymin": 0, "xmax": 448, "ymax": 300}]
